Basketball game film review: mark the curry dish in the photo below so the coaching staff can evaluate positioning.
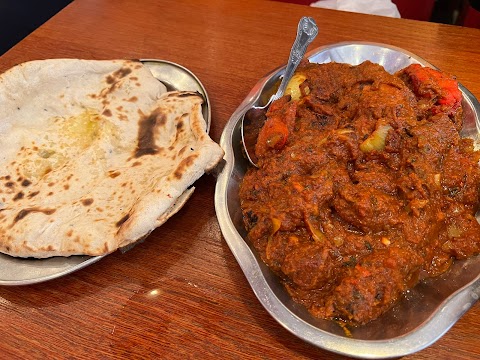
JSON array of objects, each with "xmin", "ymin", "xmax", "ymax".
[{"xmin": 239, "ymin": 60, "xmax": 480, "ymax": 325}]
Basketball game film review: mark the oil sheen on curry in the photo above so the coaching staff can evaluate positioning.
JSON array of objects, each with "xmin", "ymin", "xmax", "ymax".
[{"xmin": 239, "ymin": 60, "xmax": 480, "ymax": 325}]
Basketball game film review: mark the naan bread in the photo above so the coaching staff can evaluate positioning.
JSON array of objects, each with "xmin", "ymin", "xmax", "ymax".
[{"xmin": 0, "ymin": 59, "xmax": 224, "ymax": 258}]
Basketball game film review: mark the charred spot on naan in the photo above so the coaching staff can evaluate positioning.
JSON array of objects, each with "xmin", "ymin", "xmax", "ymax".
[
  {"xmin": 105, "ymin": 66, "xmax": 133, "ymax": 85},
  {"xmin": 81, "ymin": 198, "xmax": 94, "ymax": 206},
  {"xmin": 2, "ymin": 175, "xmax": 33, "ymax": 199},
  {"xmin": 4, "ymin": 181, "xmax": 14, "ymax": 191},
  {"xmin": 11, "ymin": 208, "xmax": 56, "ymax": 225},
  {"xmin": 177, "ymin": 116, "xmax": 185, "ymax": 131},
  {"xmin": 177, "ymin": 146, "xmax": 191, "ymax": 157},
  {"xmin": 135, "ymin": 99, "xmax": 197, "ymax": 160},
  {"xmin": 108, "ymin": 170, "xmax": 121, "ymax": 178},
  {"xmin": 116, "ymin": 214, "xmax": 130, "ymax": 228},
  {"xmin": 12, "ymin": 192, "xmax": 24, "ymax": 201},
  {"xmin": 27, "ymin": 191, "xmax": 39, "ymax": 199},
  {"xmin": 134, "ymin": 109, "xmax": 166, "ymax": 158},
  {"xmin": 98, "ymin": 62, "xmax": 139, "ymax": 101},
  {"xmin": 173, "ymin": 154, "xmax": 199, "ymax": 179}
]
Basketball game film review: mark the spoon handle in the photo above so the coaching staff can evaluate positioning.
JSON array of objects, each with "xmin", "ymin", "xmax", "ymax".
[{"xmin": 274, "ymin": 17, "xmax": 318, "ymax": 100}]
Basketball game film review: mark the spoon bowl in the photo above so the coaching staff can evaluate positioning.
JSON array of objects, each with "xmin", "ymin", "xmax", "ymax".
[{"xmin": 241, "ymin": 16, "xmax": 318, "ymax": 167}]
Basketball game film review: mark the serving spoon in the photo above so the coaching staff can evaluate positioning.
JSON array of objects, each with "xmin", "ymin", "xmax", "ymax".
[{"xmin": 241, "ymin": 16, "xmax": 318, "ymax": 167}]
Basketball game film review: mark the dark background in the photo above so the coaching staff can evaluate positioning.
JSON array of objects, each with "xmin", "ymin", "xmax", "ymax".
[
  {"xmin": 0, "ymin": 0, "xmax": 478, "ymax": 56},
  {"xmin": 0, "ymin": 0, "xmax": 72, "ymax": 55}
]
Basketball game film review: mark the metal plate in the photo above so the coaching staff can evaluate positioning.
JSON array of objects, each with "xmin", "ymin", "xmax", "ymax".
[
  {"xmin": 0, "ymin": 59, "xmax": 210, "ymax": 286},
  {"xmin": 214, "ymin": 42, "xmax": 480, "ymax": 359}
]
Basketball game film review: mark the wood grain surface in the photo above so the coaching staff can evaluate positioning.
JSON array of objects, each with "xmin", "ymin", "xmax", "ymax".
[{"xmin": 0, "ymin": 0, "xmax": 480, "ymax": 359}]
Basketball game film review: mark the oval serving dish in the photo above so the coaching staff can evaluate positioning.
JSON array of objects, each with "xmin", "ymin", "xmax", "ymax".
[{"xmin": 214, "ymin": 42, "xmax": 480, "ymax": 359}]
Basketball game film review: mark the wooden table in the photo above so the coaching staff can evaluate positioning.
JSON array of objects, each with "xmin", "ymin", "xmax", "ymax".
[{"xmin": 1, "ymin": 0, "xmax": 479, "ymax": 359}]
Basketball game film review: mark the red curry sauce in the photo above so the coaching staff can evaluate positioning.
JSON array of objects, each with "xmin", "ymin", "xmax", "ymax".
[{"xmin": 239, "ymin": 61, "xmax": 480, "ymax": 325}]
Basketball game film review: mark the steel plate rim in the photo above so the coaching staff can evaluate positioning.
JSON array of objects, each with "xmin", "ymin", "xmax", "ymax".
[{"xmin": 0, "ymin": 255, "xmax": 106, "ymax": 286}]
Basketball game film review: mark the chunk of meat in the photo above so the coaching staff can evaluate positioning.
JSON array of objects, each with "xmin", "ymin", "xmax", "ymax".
[{"xmin": 323, "ymin": 247, "xmax": 423, "ymax": 324}]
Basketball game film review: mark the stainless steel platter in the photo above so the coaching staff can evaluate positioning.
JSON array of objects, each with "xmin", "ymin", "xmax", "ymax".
[
  {"xmin": 0, "ymin": 59, "xmax": 210, "ymax": 286},
  {"xmin": 214, "ymin": 42, "xmax": 480, "ymax": 358}
]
